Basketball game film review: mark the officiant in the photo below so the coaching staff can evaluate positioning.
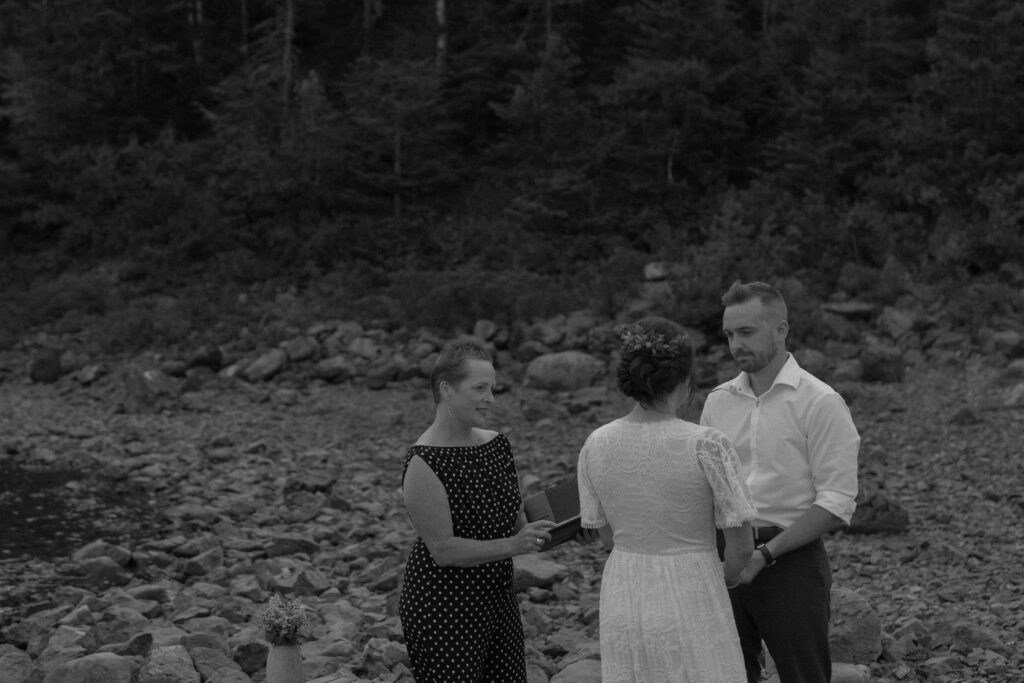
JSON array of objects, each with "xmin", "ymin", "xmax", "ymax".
[{"xmin": 398, "ymin": 340, "xmax": 555, "ymax": 683}]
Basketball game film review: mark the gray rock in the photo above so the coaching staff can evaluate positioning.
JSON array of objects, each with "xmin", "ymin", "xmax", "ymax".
[
  {"xmin": 949, "ymin": 406, "xmax": 983, "ymax": 425},
  {"xmin": 314, "ymin": 356, "xmax": 358, "ymax": 383},
  {"xmin": 184, "ymin": 547, "xmax": 224, "ymax": 576},
  {"xmin": 122, "ymin": 364, "xmax": 179, "ymax": 412},
  {"xmin": 526, "ymin": 662, "xmax": 550, "ymax": 683},
  {"xmin": 36, "ymin": 625, "xmax": 88, "ymax": 670},
  {"xmin": 831, "ymin": 359, "xmax": 864, "ymax": 383},
  {"xmin": 73, "ymin": 540, "xmax": 132, "ymax": 567},
  {"xmin": 531, "ymin": 317, "xmax": 567, "ymax": 348},
  {"xmin": 550, "ymin": 658, "xmax": 602, "ymax": 683},
  {"xmin": 129, "ymin": 584, "xmax": 171, "ymax": 603},
  {"xmin": 950, "ymin": 619, "xmax": 1012, "ymax": 656},
  {"xmin": 516, "ymin": 340, "xmax": 553, "ymax": 362},
  {"xmin": 42, "ymin": 652, "xmax": 133, "ymax": 683},
  {"xmin": 347, "ymin": 337, "xmax": 382, "ymax": 360},
  {"xmin": 860, "ymin": 342, "xmax": 905, "ymax": 383},
  {"xmin": 849, "ymin": 480, "xmax": 910, "ymax": 534},
  {"xmin": 280, "ymin": 337, "xmax": 319, "ymax": 363},
  {"xmin": 231, "ymin": 641, "xmax": 268, "ymax": 676},
  {"xmin": 821, "ymin": 301, "xmax": 879, "ymax": 319},
  {"xmin": 172, "ymin": 535, "xmax": 221, "ymax": 558},
  {"xmin": 513, "ymin": 555, "xmax": 569, "ymax": 592},
  {"xmin": 473, "ymin": 319, "xmax": 500, "ymax": 341},
  {"xmin": 821, "ymin": 313, "xmax": 862, "ymax": 342},
  {"xmin": 0, "ymin": 648, "xmax": 35, "ymax": 683},
  {"xmin": 139, "ymin": 645, "xmax": 200, "ymax": 683},
  {"xmin": 229, "ymin": 575, "xmax": 263, "ymax": 602},
  {"xmin": 793, "ymin": 348, "xmax": 830, "ymax": 378},
  {"xmin": 525, "ymin": 351, "xmax": 605, "ymax": 391},
  {"xmin": 984, "ymin": 329, "xmax": 1024, "ymax": 358},
  {"xmin": 97, "ymin": 631, "xmax": 153, "ymax": 657},
  {"xmin": 292, "ymin": 568, "xmax": 332, "ymax": 597},
  {"xmin": 241, "ymin": 349, "xmax": 288, "ymax": 382},
  {"xmin": 188, "ymin": 344, "xmax": 224, "ymax": 371},
  {"xmin": 206, "ymin": 668, "xmax": 252, "ymax": 683},
  {"xmin": 79, "ymin": 556, "xmax": 132, "ymax": 588},
  {"xmin": 29, "ymin": 348, "xmax": 63, "ymax": 383},
  {"xmin": 266, "ymin": 534, "xmax": 320, "ymax": 558},
  {"xmin": 87, "ymin": 605, "xmax": 149, "ymax": 648},
  {"xmin": 878, "ymin": 306, "xmax": 918, "ymax": 340},
  {"xmin": 1003, "ymin": 382, "xmax": 1024, "ymax": 407},
  {"xmin": 829, "ymin": 587, "xmax": 882, "ymax": 664},
  {"xmin": 188, "ymin": 646, "xmax": 241, "ymax": 681}
]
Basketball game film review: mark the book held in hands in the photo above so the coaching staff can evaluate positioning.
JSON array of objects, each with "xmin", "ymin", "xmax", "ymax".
[{"xmin": 523, "ymin": 477, "xmax": 582, "ymax": 551}]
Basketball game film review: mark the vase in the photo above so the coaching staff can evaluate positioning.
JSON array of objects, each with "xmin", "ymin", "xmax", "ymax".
[{"xmin": 266, "ymin": 643, "xmax": 304, "ymax": 683}]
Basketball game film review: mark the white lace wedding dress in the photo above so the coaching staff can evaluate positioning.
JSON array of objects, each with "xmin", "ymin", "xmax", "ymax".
[{"xmin": 577, "ymin": 417, "xmax": 756, "ymax": 683}]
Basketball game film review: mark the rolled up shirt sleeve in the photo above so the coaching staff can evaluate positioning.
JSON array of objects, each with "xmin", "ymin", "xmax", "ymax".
[{"xmin": 807, "ymin": 392, "xmax": 860, "ymax": 525}]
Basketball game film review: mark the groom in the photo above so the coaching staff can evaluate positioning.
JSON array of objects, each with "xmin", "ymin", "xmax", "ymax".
[{"xmin": 701, "ymin": 280, "xmax": 860, "ymax": 683}]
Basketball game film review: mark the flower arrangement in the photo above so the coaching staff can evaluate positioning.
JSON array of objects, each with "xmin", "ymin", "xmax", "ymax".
[
  {"xmin": 620, "ymin": 328, "xmax": 690, "ymax": 358},
  {"xmin": 261, "ymin": 594, "xmax": 308, "ymax": 646}
]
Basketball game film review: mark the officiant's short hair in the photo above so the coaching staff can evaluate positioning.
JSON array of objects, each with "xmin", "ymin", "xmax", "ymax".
[{"xmin": 430, "ymin": 341, "xmax": 492, "ymax": 403}]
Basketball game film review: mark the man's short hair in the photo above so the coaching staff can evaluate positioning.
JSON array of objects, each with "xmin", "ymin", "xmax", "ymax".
[{"xmin": 721, "ymin": 280, "xmax": 788, "ymax": 318}]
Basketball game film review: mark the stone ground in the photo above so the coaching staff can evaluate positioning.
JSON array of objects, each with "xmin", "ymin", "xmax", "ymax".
[{"xmin": 1, "ymin": 345, "xmax": 1022, "ymax": 681}]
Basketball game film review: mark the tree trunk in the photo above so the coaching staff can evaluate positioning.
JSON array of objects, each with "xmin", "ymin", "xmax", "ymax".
[
  {"xmin": 188, "ymin": 0, "xmax": 204, "ymax": 66},
  {"xmin": 282, "ymin": 0, "xmax": 295, "ymax": 107},
  {"xmin": 362, "ymin": 0, "xmax": 383, "ymax": 56},
  {"xmin": 435, "ymin": 0, "xmax": 447, "ymax": 77},
  {"xmin": 393, "ymin": 110, "xmax": 403, "ymax": 225},
  {"xmin": 240, "ymin": 0, "xmax": 248, "ymax": 57},
  {"xmin": 544, "ymin": 0, "xmax": 554, "ymax": 54}
]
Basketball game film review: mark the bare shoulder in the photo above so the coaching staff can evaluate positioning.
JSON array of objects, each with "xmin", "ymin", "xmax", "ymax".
[{"xmin": 474, "ymin": 428, "xmax": 500, "ymax": 445}]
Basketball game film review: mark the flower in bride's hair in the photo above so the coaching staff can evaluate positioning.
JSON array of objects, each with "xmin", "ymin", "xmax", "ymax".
[{"xmin": 620, "ymin": 328, "xmax": 688, "ymax": 358}]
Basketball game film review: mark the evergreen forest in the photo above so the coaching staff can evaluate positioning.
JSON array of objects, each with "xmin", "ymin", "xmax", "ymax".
[{"xmin": 2, "ymin": 0, "xmax": 1023, "ymax": 335}]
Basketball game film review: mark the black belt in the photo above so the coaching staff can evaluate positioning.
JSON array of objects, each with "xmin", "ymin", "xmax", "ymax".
[{"xmin": 752, "ymin": 526, "xmax": 783, "ymax": 542}]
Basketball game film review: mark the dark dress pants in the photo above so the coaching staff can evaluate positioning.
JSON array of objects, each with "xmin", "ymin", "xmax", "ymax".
[{"xmin": 727, "ymin": 539, "xmax": 833, "ymax": 683}]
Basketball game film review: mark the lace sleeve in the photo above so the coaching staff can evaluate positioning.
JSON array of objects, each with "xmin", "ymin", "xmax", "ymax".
[
  {"xmin": 695, "ymin": 429, "xmax": 757, "ymax": 528},
  {"xmin": 576, "ymin": 436, "xmax": 607, "ymax": 528}
]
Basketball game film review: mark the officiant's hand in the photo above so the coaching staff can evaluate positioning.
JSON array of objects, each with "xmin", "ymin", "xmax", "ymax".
[{"xmin": 512, "ymin": 520, "xmax": 556, "ymax": 554}]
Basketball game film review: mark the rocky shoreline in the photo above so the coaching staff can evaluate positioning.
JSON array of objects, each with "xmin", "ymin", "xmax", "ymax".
[{"xmin": 2, "ymin": 264, "xmax": 1023, "ymax": 682}]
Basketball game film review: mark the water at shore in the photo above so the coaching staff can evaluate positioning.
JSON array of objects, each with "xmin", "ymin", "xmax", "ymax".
[{"xmin": 0, "ymin": 459, "xmax": 135, "ymax": 562}]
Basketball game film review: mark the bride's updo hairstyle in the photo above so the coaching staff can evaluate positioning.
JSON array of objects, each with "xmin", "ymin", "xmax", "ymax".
[{"xmin": 616, "ymin": 317, "xmax": 694, "ymax": 408}]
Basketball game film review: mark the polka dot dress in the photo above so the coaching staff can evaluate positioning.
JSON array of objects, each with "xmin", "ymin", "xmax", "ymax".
[{"xmin": 399, "ymin": 433, "xmax": 526, "ymax": 682}]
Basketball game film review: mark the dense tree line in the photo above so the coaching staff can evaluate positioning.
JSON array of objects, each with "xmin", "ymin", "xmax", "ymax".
[{"xmin": 1, "ymin": 0, "xmax": 1022, "ymax": 328}]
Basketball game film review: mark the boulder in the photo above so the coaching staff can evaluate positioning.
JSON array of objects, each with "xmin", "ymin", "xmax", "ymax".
[
  {"xmin": 984, "ymin": 329, "xmax": 1024, "ymax": 358},
  {"xmin": 138, "ymin": 645, "xmax": 200, "ymax": 683},
  {"xmin": 550, "ymin": 658, "xmax": 602, "ymax": 683},
  {"xmin": 0, "ymin": 648, "xmax": 35, "ymax": 683},
  {"xmin": 29, "ymin": 347, "xmax": 64, "ymax": 383},
  {"xmin": 513, "ymin": 555, "xmax": 569, "ymax": 592},
  {"xmin": 73, "ymin": 540, "xmax": 132, "ymax": 567},
  {"xmin": 877, "ymin": 306, "xmax": 917, "ymax": 341},
  {"xmin": 848, "ymin": 480, "xmax": 910, "ymax": 534},
  {"xmin": 829, "ymin": 587, "xmax": 882, "ymax": 665},
  {"xmin": 241, "ymin": 349, "xmax": 288, "ymax": 382},
  {"xmin": 860, "ymin": 342, "xmax": 905, "ymax": 383},
  {"xmin": 280, "ymin": 337, "xmax": 319, "ymax": 363},
  {"xmin": 122, "ymin": 364, "xmax": 179, "ymax": 412},
  {"xmin": 793, "ymin": 348, "xmax": 830, "ymax": 378},
  {"xmin": 525, "ymin": 351, "xmax": 606, "ymax": 392},
  {"xmin": 42, "ymin": 652, "xmax": 133, "ymax": 683},
  {"xmin": 313, "ymin": 356, "xmax": 358, "ymax": 383}
]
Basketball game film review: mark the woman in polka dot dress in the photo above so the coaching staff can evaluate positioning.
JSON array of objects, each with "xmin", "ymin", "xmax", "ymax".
[{"xmin": 400, "ymin": 341, "xmax": 556, "ymax": 682}]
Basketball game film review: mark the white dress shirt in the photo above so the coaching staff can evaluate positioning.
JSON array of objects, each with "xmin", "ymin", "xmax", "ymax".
[{"xmin": 700, "ymin": 354, "xmax": 860, "ymax": 528}]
